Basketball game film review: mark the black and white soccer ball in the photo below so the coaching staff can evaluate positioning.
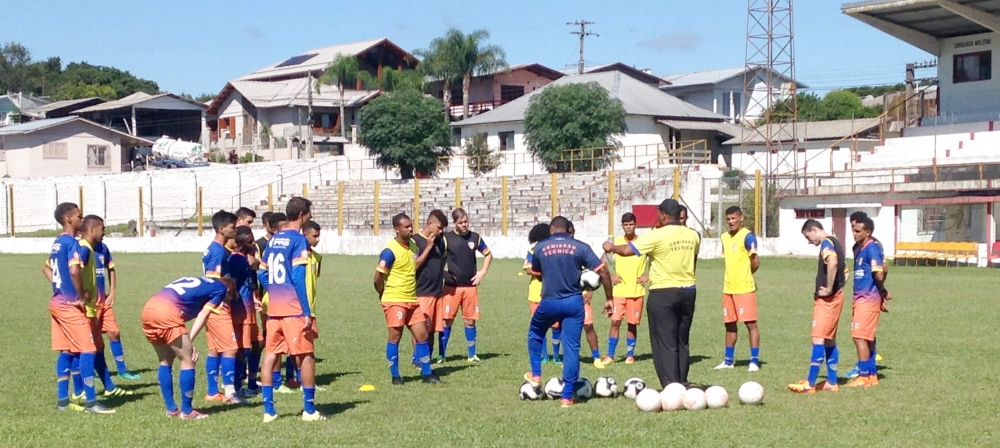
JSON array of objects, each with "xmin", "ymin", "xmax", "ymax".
[
  {"xmin": 519, "ymin": 381, "xmax": 543, "ymax": 400},
  {"xmin": 595, "ymin": 376, "xmax": 619, "ymax": 398},
  {"xmin": 574, "ymin": 378, "xmax": 593, "ymax": 400},
  {"xmin": 623, "ymin": 377, "xmax": 646, "ymax": 400},
  {"xmin": 579, "ymin": 269, "xmax": 601, "ymax": 291},
  {"xmin": 544, "ymin": 377, "xmax": 564, "ymax": 399}
]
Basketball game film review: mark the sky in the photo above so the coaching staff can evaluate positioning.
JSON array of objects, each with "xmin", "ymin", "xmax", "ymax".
[{"xmin": 3, "ymin": 0, "xmax": 934, "ymax": 97}]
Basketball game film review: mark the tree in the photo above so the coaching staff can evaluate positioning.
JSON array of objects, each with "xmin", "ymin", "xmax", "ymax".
[
  {"xmin": 414, "ymin": 35, "xmax": 462, "ymax": 118},
  {"xmin": 318, "ymin": 55, "xmax": 361, "ymax": 140},
  {"xmin": 0, "ymin": 42, "xmax": 33, "ymax": 93},
  {"xmin": 57, "ymin": 62, "xmax": 158, "ymax": 99},
  {"xmin": 523, "ymin": 82, "xmax": 627, "ymax": 172},
  {"xmin": 451, "ymin": 29, "xmax": 508, "ymax": 120},
  {"xmin": 358, "ymin": 90, "xmax": 453, "ymax": 179},
  {"xmin": 463, "ymin": 133, "xmax": 501, "ymax": 177},
  {"xmin": 767, "ymin": 90, "xmax": 880, "ymax": 123}
]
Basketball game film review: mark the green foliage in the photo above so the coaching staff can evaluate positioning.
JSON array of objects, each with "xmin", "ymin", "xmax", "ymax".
[
  {"xmin": 53, "ymin": 82, "xmax": 116, "ymax": 101},
  {"xmin": 208, "ymin": 151, "xmax": 228, "ymax": 164},
  {"xmin": 740, "ymin": 184, "xmax": 780, "ymax": 237},
  {"xmin": 358, "ymin": 69, "xmax": 425, "ymax": 93},
  {"xmin": 722, "ymin": 168, "xmax": 743, "ymax": 190},
  {"xmin": 775, "ymin": 91, "xmax": 881, "ymax": 123},
  {"xmin": 239, "ymin": 152, "xmax": 264, "ymax": 163},
  {"xmin": 418, "ymin": 29, "xmax": 508, "ymax": 118},
  {"xmin": 523, "ymin": 82, "xmax": 627, "ymax": 172},
  {"xmin": 463, "ymin": 133, "xmax": 501, "ymax": 177},
  {"xmin": 358, "ymin": 90, "xmax": 453, "ymax": 179},
  {"xmin": 318, "ymin": 55, "xmax": 361, "ymax": 140}
]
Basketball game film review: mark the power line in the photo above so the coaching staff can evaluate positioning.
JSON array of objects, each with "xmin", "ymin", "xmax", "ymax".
[{"xmin": 568, "ymin": 20, "xmax": 598, "ymax": 75}]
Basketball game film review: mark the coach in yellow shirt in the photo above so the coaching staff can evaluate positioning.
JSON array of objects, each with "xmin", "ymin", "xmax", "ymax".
[
  {"xmin": 601, "ymin": 213, "xmax": 649, "ymax": 365},
  {"xmin": 715, "ymin": 206, "xmax": 762, "ymax": 372},
  {"xmin": 604, "ymin": 199, "xmax": 700, "ymax": 388}
]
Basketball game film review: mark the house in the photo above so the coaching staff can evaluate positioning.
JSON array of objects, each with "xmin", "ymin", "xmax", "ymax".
[
  {"xmin": 723, "ymin": 118, "xmax": 881, "ymax": 174},
  {"xmin": 73, "ymin": 92, "xmax": 208, "ymax": 144},
  {"xmin": 0, "ymin": 93, "xmax": 50, "ymax": 125},
  {"xmin": 427, "ymin": 63, "xmax": 565, "ymax": 121},
  {"xmin": 0, "ymin": 116, "xmax": 153, "ymax": 178},
  {"xmin": 238, "ymin": 37, "xmax": 419, "ymax": 84},
  {"xmin": 36, "ymin": 97, "xmax": 106, "ymax": 119},
  {"xmin": 560, "ymin": 63, "xmax": 668, "ymax": 86},
  {"xmin": 660, "ymin": 66, "xmax": 804, "ymax": 122},
  {"xmin": 453, "ymin": 70, "xmax": 744, "ymax": 168}
]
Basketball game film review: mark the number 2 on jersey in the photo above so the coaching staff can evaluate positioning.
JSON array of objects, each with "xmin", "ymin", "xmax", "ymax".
[{"xmin": 167, "ymin": 277, "xmax": 204, "ymax": 295}]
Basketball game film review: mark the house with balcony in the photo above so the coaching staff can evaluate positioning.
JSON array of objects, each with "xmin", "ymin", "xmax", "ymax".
[
  {"xmin": 660, "ymin": 66, "xmax": 803, "ymax": 123},
  {"xmin": 427, "ymin": 63, "xmax": 566, "ymax": 121}
]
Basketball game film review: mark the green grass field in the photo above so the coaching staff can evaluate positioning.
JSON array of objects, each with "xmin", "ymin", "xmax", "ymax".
[{"xmin": 2, "ymin": 254, "xmax": 998, "ymax": 447}]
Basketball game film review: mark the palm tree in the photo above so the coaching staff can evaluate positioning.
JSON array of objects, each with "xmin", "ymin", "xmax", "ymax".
[
  {"xmin": 451, "ymin": 29, "xmax": 508, "ymax": 120},
  {"xmin": 414, "ymin": 39, "xmax": 461, "ymax": 118},
  {"xmin": 318, "ymin": 55, "xmax": 360, "ymax": 140}
]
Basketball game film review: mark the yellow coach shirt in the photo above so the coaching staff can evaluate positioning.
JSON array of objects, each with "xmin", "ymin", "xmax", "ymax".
[
  {"xmin": 611, "ymin": 235, "xmax": 648, "ymax": 297},
  {"xmin": 628, "ymin": 224, "xmax": 700, "ymax": 290},
  {"xmin": 376, "ymin": 238, "xmax": 419, "ymax": 303},
  {"xmin": 721, "ymin": 227, "xmax": 757, "ymax": 294}
]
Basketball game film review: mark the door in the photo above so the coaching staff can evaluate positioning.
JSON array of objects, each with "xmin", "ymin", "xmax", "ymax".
[{"xmin": 832, "ymin": 208, "xmax": 847, "ymax": 245}]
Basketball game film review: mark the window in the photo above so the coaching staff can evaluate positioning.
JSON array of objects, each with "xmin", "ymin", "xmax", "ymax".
[
  {"xmin": 954, "ymin": 51, "xmax": 992, "ymax": 83},
  {"xmin": 499, "ymin": 131, "xmax": 515, "ymax": 151},
  {"xmin": 87, "ymin": 145, "xmax": 109, "ymax": 169},
  {"xmin": 275, "ymin": 53, "xmax": 318, "ymax": 68},
  {"xmin": 919, "ymin": 206, "xmax": 945, "ymax": 233},
  {"xmin": 795, "ymin": 209, "xmax": 825, "ymax": 219},
  {"xmin": 500, "ymin": 85, "xmax": 525, "ymax": 103},
  {"xmin": 43, "ymin": 143, "xmax": 68, "ymax": 159}
]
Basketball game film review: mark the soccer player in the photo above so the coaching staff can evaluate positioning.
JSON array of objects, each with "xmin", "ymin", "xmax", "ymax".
[
  {"xmin": 715, "ymin": 206, "xmax": 762, "ymax": 372},
  {"xmin": 440, "ymin": 208, "xmax": 493, "ymax": 364},
  {"xmin": 524, "ymin": 216, "xmax": 613, "ymax": 408},
  {"xmin": 229, "ymin": 226, "xmax": 263, "ymax": 398},
  {"xmin": 525, "ymin": 223, "xmax": 561, "ymax": 364},
  {"xmin": 45, "ymin": 203, "xmax": 114, "ymax": 414},
  {"xmin": 678, "ymin": 205, "xmax": 689, "ymax": 227},
  {"xmin": 567, "ymin": 221, "xmax": 605, "ymax": 369},
  {"xmin": 236, "ymin": 207, "xmax": 257, "ymax": 227},
  {"xmin": 303, "ymin": 220, "xmax": 326, "ymax": 391},
  {"xmin": 142, "ymin": 276, "xmax": 235, "ymax": 419},
  {"xmin": 847, "ymin": 211, "xmax": 887, "ymax": 376},
  {"xmin": 602, "ymin": 213, "xmax": 649, "ymax": 365},
  {"xmin": 413, "ymin": 210, "xmax": 448, "ymax": 367},
  {"xmin": 788, "ymin": 220, "xmax": 846, "ymax": 394},
  {"xmin": 258, "ymin": 197, "xmax": 325, "ymax": 422},
  {"xmin": 202, "ymin": 210, "xmax": 241, "ymax": 403},
  {"xmin": 255, "ymin": 212, "xmax": 299, "ymax": 393},
  {"xmin": 846, "ymin": 217, "xmax": 886, "ymax": 388},
  {"xmin": 94, "ymin": 238, "xmax": 140, "ymax": 380},
  {"xmin": 374, "ymin": 213, "xmax": 441, "ymax": 385}
]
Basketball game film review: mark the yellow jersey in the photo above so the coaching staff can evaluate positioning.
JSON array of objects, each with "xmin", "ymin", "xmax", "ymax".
[
  {"xmin": 78, "ymin": 239, "xmax": 100, "ymax": 317},
  {"xmin": 376, "ymin": 238, "xmax": 419, "ymax": 303},
  {"xmin": 524, "ymin": 244, "xmax": 542, "ymax": 303},
  {"xmin": 721, "ymin": 228, "xmax": 758, "ymax": 294},
  {"xmin": 307, "ymin": 250, "xmax": 322, "ymax": 316},
  {"xmin": 628, "ymin": 224, "xmax": 700, "ymax": 290},
  {"xmin": 611, "ymin": 235, "xmax": 648, "ymax": 298}
]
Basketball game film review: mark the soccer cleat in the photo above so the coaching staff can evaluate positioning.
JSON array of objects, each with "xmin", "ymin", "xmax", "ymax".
[
  {"xmin": 523, "ymin": 373, "xmax": 541, "ymax": 388},
  {"xmin": 817, "ymin": 381, "xmax": 840, "ymax": 392},
  {"xmin": 846, "ymin": 366, "xmax": 861, "ymax": 379},
  {"xmin": 714, "ymin": 362, "xmax": 734, "ymax": 370},
  {"xmin": 238, "ymin": 387, "xmax": 259, "ymax": 398},
  {"xmin": 560, "ymin": 399, "xmax": 573, "ymax": 408},
  {"xmin": 71, "ymin": 392, "xmax": 85, "ymax": 404},
  {"xmin": 553, "ymin": 356, "xmax": 563, "ymax": 365},
  {"xmin": 222, "ymin": 395, "xmax": 246, "ymax": 405},
  {"xmin": 468, "ymin": 356, "xmax": 481, "ymax": 365},
  {"xmin": 275, "ymin": 385, "xmax": 296, "ymax": 394},
  {"xmin": 118, "ymin": 371, "xmax": 141, "ymax": 380},
  {"xmin": 284, "ymin": 378, "xmax": 301, "ymax": 389},
  {"xmin": 875, "ymin": 353, "xmax": 884, "ymax": 362},
  {"xmin": 592, "ymin": 358, "xmax": 606, "ymax": 369},
  {"xmin": 391, "ymin": 377, "xmax": 405, "ymax": 386},
  {"xmin": 165, "ymin": 409, "xmax": 181, "ymax": 418},
  {"xmin": 845, "ymin": 376, "xmax": 871, "ymax": 388},
  {"xmin": 262, "ymin": 413, "xmax": 278, "ymax": 423},
  {"xmin": 179, "ymin": 410, "xmax": 208, "ymax": 420},
  {"xmin": 412, "ymin": 361, "xmax": 421, "ymax": 370},
  {"xmin": 433, "ymin": 356, "xmax": 445, "ymax": 365},
  {"xmin": 625, "ymin": 356, "xmax": 635, "ymax": 364},
  {"xmin": 540, "ymin": 356, "xmax": 550, "ymax": 364},
  {"xmin": 204, "ymin": 393, "xmax": 226, "ymax": 402},
  {"xmin": 302, "ymin": 410, "xmax": 327, "ymax": 421},
  {"xmin": 103, "ymin": 388, "xmax": 134, "ymax": 397},
  {"xmin": 787, "ymin": 380, "xmax": 816, "ymax": 394},
  {"xmin": 315, "ymin": 385, "xmax": 327, "ymax": 392},
  {"xmin": 422, "ymin": 373, "xmax": 441, "ymax": 384},
  {"xmin": 57, "ymin": 402, "xmax": 84, "ymax": 412},
  {"xmin": 600, "ymin": 356, "xmax": 615, "ymax": 365},
  {"xmin": 868, "ymin": 375, "xmax": 880, "ymax": 387},
  {"xmin": 84, "ymin": 403, "xmax": 116, "ymax": 414},
  {"xmin": 748, "ymin": 362, "xmax": 760, "ymax": 372}
]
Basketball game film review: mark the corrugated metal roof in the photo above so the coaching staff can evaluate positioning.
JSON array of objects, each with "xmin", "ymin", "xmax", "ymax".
[
  {"xmin": 842, "ymin": 0, "xmax": 1000, "ymax": 39},
  {"xmin": 722, "ymin": 118, "xmax": 882, "ymax": 145},
  {"xmin": 75, "ymin": 92, "xmax": 207, "ymax": 113},
  {"xmin": 660, "ymin": 66, "xmax": 806, "ymax": 89},
  {"xmin": 228, "ymin": 78, "xmax": 380, "ymax": 109},
  {"xmin": 657, "ymin": 119, "xmax": 748, "ymax": 138},
  {"xmin": 239, "ymin": 37, "xmax": 417, "ymax": 81},
  {"xmin": 0, "ymin": 116, "xmax": 154, "ymax": 145},
  {"xmin": 558, "ymin": 63, "xmax": 665, "ymax": 85},
  {"xmin": 36, "ymin": 97, "xmax": 105, "ymax": 113},
  {"xmin": 454, "ymin": 71, "xmax": 726, "ymax": 127}
]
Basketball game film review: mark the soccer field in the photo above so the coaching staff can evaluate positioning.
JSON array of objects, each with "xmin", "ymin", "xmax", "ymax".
[{"xmin": 3, "ymin": 253, "xmax": 998, "ymax": 447}]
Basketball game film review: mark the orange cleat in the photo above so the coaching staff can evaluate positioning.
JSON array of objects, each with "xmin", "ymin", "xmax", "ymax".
[
  {"xmin": 787, "ymin": 380, "xmax": 816, "ymax": 394},
  {"xmin": 816, "ymin": 381, "xmax": 840, "ymax": 392}
]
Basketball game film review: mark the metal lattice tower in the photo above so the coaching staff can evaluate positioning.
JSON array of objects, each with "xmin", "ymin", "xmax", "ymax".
[{"xmin": 741, "ymin": 0, "xmax": 798, "ymax": 190}]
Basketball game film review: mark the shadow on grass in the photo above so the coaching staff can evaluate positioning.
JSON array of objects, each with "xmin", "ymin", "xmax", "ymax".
[
  {"xmin": 103, "ymin": 391, "xmax": 154, "ymax": 406},
  {"xmin": 315, "ymin": 400, "xmax": 367, "ymax": 416},
  {"xmin": 200, "ymin": 400, "xmax": 261, "ymax": 415},
  {"xmin": 316, "ymin": 371, "xmax": 361, "ymax": 386},
  {"xmin": 630, "ymin": 354, "xmax": 709, "ymax": 366},
  {"xmin": 119, "ymin": 367, "xmax": 155, "ymax": 376}
]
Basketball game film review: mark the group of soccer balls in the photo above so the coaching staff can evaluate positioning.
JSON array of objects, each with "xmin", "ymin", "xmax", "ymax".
[{"xmin": 519, "ymin": 377, "xmax": 765, "ymax": 412}]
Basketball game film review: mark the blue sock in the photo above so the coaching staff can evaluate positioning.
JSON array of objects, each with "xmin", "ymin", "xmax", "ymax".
[
  {"xmin": 262, "ymin": 385, "xmax": 276, "ymax": 416},
  {"xmin": 591, "ymin": 348, "xmax": 600, "ymax": 360},
  {"xmin": 109, "ymin": 340, "xmax": 128, "ymax": 373},
  {"xmin": 807, "ymin": 344, "xmax": 824, "ymax": 387},
  {"xmin": 465, "ymin": 327, "xmax": 477, "ymax": 358},
  {"xmin": 248, "ymin": 350, "xmax": 261, "ymax": 390},
  {"xmin": 235, "ymin": 357, "xmax": 246, "ymax": 389},
  {"xmin": 221, "ymin": 356, "xmax": 236, "ymax": 390},
  {"xmin": 284, "ymin": 357, "xmax": 296, "ymax": 382},
  {"xmin": 416, "ymin": 342, "xmax": 432, "ymax": 376},
  {"xmin": 179, "ymin": 368, "xmax": 195, "ymax": 414},
  {"xmin": 750, "ymin": 347, "xmax": 760, "ymax": 365},
  {"xmin": 387, "ymin": 342, "xmax": 400, "ymax": 378},
  {"xmin": 868, "ymin": 356, "xmax": 877, "ymax": 378},
  {"xmin": 607, "ymin": 337, "xmax": 619, "ymax": 359},
  {"xmin": 552, "ymin": 328, "xmax": 562, "ymax": 357},
  {"xmin": 158, "ymin": 365, "xmax": 177, "ymax": 412},
  {"xmin": 70, "ymin": 355, "xmax": 84, "ymax": 395},
  {"xmin": 724, "ymin": 346, "xmax": 735, "ymax": 365},
  {"xmin": 824, "ymin": 345, "xmax": 839, "ymax": 385},
  {"xmin": 205, "ymin": 355, "xmax": 220, "ymax": 396},
  {"xmin": 303, "ymin": 386, "xmax": 316, "ymax": 414},
  {"xmin": 78, "ymin": 353, "xmax": 97, "ymax": 402},
  {"xmin": 56, "ymin": 353, "xmax": 72, "ymax": 402},
  {"xmin": 626, "ymin": 337, "xmax": 636, "ymax": 357},
  {"xmin": 96, "ymin": 351, "xmax": 116, "ymax": 391},
  {"xmin": 439, "ymin": 327, "xmax": 451, "ymax": 358},
  {"xmin": 859, "ymin": 357, "xmax": 871, "ymax": 377},
  {"xmin": 271, "ymin": 370, "xmax": 282, "ymax": 386}
]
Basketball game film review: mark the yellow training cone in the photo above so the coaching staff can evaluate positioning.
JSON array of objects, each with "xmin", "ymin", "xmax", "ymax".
[{"xmin": 359, "ymin": 384, "xmax": 376, "ymax": 392}]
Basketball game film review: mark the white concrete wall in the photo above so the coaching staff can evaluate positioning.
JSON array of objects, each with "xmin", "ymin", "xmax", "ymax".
[
  {"xmin": 938, "ymin": 32, "xmax": 1000, "ymax": 124},
  {"xmin": 731, "ymin": 139, "xmax": 877, "ymax": 174}
]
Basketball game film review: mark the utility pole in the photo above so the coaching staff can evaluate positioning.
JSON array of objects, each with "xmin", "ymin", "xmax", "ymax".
[{"xmin": 568, "ymin": 20, "xmax": 598, "ymax": 75}]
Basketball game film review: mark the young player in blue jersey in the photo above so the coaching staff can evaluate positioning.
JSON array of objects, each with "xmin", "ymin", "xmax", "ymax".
[
  {"xmin": 93, "ymin": 239, "xmax": 140, "ymax": 380},
  {"xmin": 846, "ymin": 217, "xmax": 887, "ymax": 388},
  {"xmin": 202, "ymin": 210, "xmax": 239, "ymax": 403},
  {"xmin": 847, "ymin": 211, "xmax": 888, "ymax": 378},
  {"xmin": 230, "ymin": 226, "xmax": 263, "ymax": 398},
  {"xmin": 142, "ymin": 276, "xmax": 235, "ymax": 419}
]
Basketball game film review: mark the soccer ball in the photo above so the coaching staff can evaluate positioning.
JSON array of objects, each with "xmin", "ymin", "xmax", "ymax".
[
  {"xmin": 705, "ymin": 386, "xmax": 729, "ymax": 409},
  {"xmin": 623, "ymin": 377, "xmax": 646, "ymax": 400},
  {"xmin": 574, "ymin": 378, "xmax": 593, "ymax": 400},
  {"xmin": 595, "ymin": 376, "xmax": 618, "ymax": 398},
  {"xmin": 682, "ymin": 387, "xmax": 708, "ymax": 411},
  {"xmin": 579, "ymin": 269, "xmax": 601, "ymax": 291},
  {"xmin": 544, "ymin": 377, "xmax": 564, "ymax": 399},
  {"xmin": 660, "ymin": 382, "xmax": 687, "ymax": 411},
  {"xmin": 519, "ymin": 381, "xmax": 543, "ymax": 400},
  {"xmin": 635, "ymin": 388, "xmax": 662, "ymax": 412},
  {"xmin": 738, "ymin": 381, "xmax": 765, "ymax": 405}
]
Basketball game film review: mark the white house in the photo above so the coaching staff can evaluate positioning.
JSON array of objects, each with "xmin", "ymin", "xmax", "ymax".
[{"xmin": 660, "ymin": 66, "xmax": 804, "ymax": 122}]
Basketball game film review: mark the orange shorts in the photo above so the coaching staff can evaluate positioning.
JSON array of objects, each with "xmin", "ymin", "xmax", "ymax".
[
  {"xmin": 851, "ymin": 300, "xmax": 881, "ymax": 341},
  {"xmin": 90, "ymin": 318, "xmax": 105, "ymax": 351},
  {"xmin": 811, "ymin": 291, "xmax": 845, "ymax": 340},
  {"xmin": 141, "ymin": 299, "xmax": 187, "ymax": 346},
  {"xmin": 723, "ymin": 292, "xmax": 758, "ymax": 323},
  {"xmin": 418, "ymin": 296, "xmax": 444, "ymax": 332},
  {"xmin": 443, "ymin": 286, "xmax": 480, "ymax": 321},
  {"xmin": 612, "ymin": 296, "xmax": 644, "ymax": 325},
  {"xmin": 528, "ymin": 301, "xmax": 560, "ymax": 329},
  {"xmin": 382, "ymin": 302, "xmax": 425, "ymax": 328},
  {"xmin": 50, "ymin": 302, "xmax": 96, "ymax": 353},
  {"xmin": 206, "ymin": 309, "xmax": 238, "ymax": 353},
  {"xmin": 234, "ymin": 323, "xmax": 263, "ymax": 348},
  {"xmin": 96, "ymin": 303, "xmax": 119, "ymax": 333},
  {"xmin": 265, "ymin": 316, "xmax": 316, "ymax": 356}
]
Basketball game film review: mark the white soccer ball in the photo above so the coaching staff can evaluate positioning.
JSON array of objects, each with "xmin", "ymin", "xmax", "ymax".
[
  {"xmin": 519, "ymin": 381, "xmax": 543, "ymax": 400},
  {"xmin": 635, "ymin": 388, "xmax": 662, "ymax": 412},
  {"xmin": 660, "ymin": 382, "xmax": 687, "ymax": 411},
  {"xmin": 623, "ymin": 377, "xmax": 646, "ymax": 400},
  {"xmin": 579, "ymin": 269, "xmax": 601, "ymax": 291},
  {"xmin": 595, "ymin": 376, "xmax": 618, "ymax": 398},
  {"xmin": 544, "ymin": 377, "xmax": 564, "ymax": 399},
  {"xmin": 682, "ymin": 387, "xmax": 708, "ymax": 411},
  {"xmin": 705, "ymin": 386, "xmax": 729, "ymax": 409},
  {"xmin": 738, "ymin": 381, "xmax": 765, "ymax": 405},
  {"xmin": 574, "ymin": 378, "xmax": 593, "ymax": 400}
]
